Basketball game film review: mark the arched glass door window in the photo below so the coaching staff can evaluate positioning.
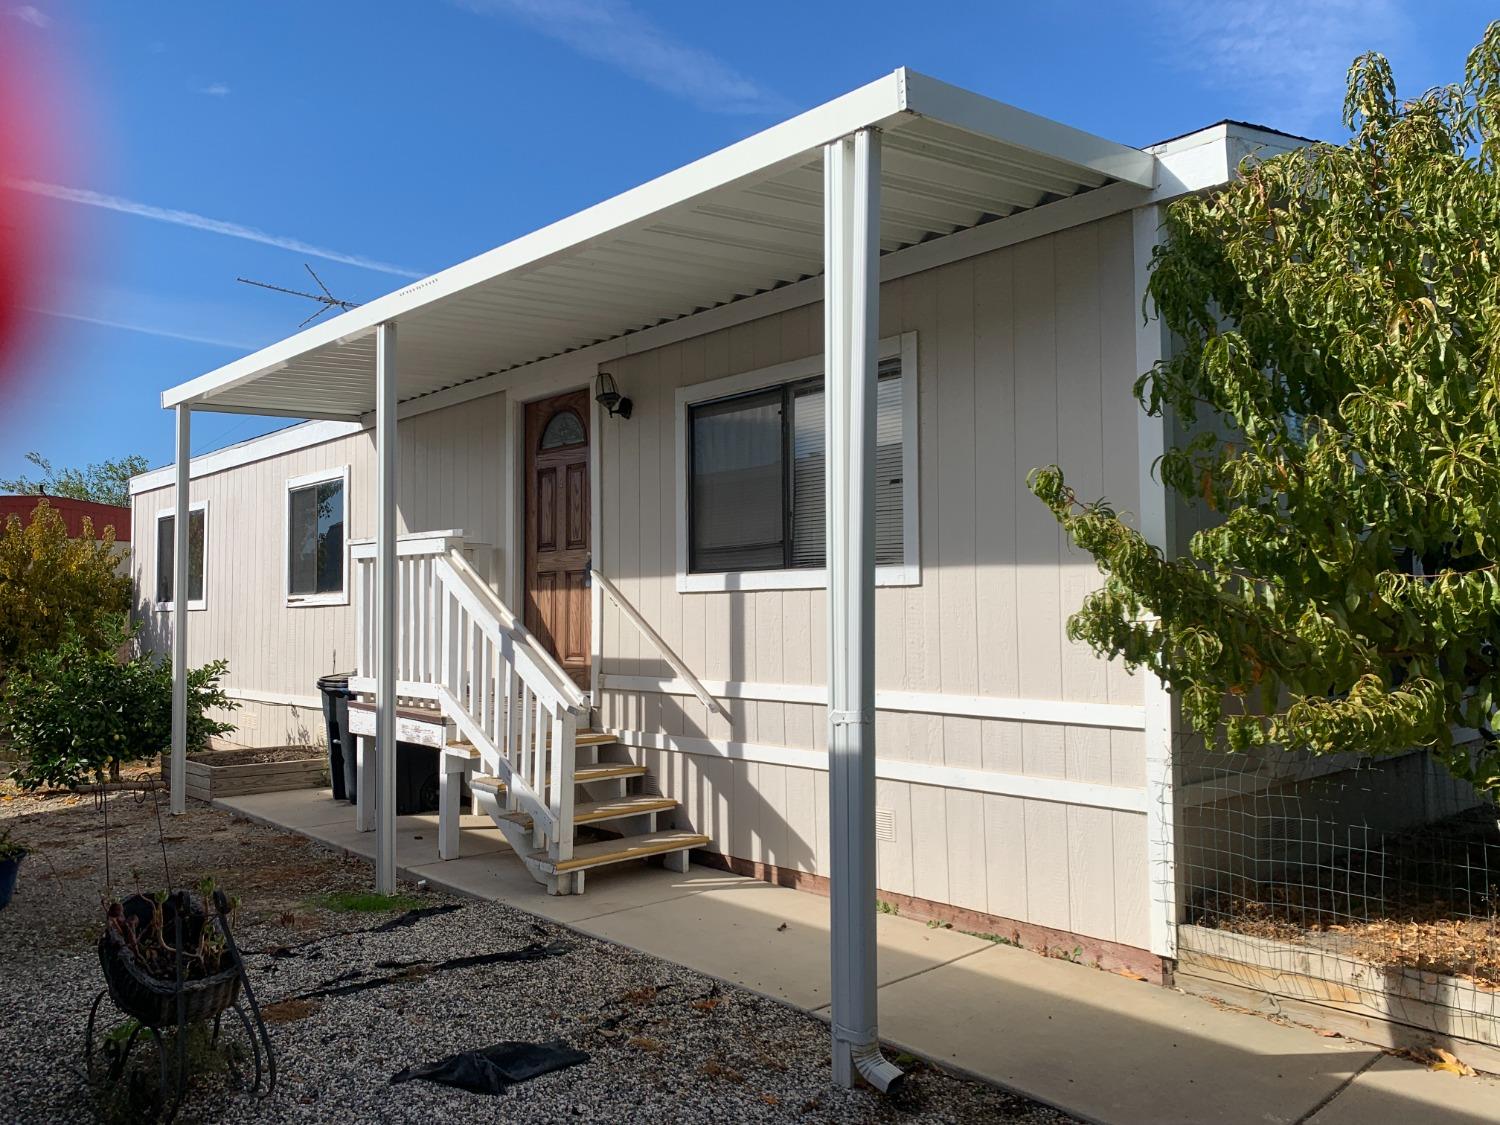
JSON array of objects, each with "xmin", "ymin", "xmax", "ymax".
[{"xmin": 539, "ymin": 409, "xmax": 586, "ymax": 450}]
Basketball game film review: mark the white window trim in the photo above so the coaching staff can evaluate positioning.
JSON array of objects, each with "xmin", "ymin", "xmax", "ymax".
[
  {"xmin": 284, "ymin": 465, "xmax": 351, "ymax": 607},
  {"xmin": 154, "ymin": 500, "xmax": 209, "ymax": 612},
  {"xmin": 675, "ymin": 331, "xmax": 920, "ymax": 594}
]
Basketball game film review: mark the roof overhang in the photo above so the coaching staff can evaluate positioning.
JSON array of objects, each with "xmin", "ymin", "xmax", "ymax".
[{"xmin": 162, "ymin": 68, "xmax": 1161, "ymax": 419}]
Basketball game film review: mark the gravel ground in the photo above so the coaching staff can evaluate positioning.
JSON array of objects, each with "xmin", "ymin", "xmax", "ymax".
[{"xmin": 0, "ymin": 782, "xmax": 1075, "ymax": 1124}]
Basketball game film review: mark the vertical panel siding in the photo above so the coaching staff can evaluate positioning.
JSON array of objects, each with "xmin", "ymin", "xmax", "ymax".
[{"xmin": 595, "ymin": 213, "xmax": 1151, "ymax": 946}]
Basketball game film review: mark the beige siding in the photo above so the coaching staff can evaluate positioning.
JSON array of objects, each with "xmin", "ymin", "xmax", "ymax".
[
  {"xmin": 595, "ymin": 213, "xmax": 1151, "ymax": 948},
  {"xmin": 131, "ymin": 394, "xmax": 507, "ymax": 744}
]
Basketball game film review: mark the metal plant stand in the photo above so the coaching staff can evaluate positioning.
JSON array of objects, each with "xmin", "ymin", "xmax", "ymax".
[{"xmin": 84, "ymin": 889, "xmax": 275, "ymax": 1121}]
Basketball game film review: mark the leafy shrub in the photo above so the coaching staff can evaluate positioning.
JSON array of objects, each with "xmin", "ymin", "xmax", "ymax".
[
  {"xmin": 0, "ymin": 499, "xmax": 130, "ymax": 677},
  {"xmin": 1, "ymin": 622, "xmax": 236, "ymax": 789}
]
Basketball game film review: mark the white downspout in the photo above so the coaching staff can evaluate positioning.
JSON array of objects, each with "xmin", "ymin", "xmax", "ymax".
[
  {"xmin": 824, "ymin": 127, "xmax": 904, "ymax": 1094},
  {"xmin": 375, "ymin": 321, "xmax": 399, "ymax": 895},
  {"xmin": 169, "ymin": 404, "xmax": 191, "ymax": 815}
]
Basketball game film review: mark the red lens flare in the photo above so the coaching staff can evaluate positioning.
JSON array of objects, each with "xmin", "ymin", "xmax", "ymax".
[{"xmin": 0, "ymin": 33, "xmax": 70, "ymax": 400}]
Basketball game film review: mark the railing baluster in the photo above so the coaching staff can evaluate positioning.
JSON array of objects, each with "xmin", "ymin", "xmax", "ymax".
[
  {"xmin": 352, "ymin": 540, "xmax": 581, "ymax": 881},
  {"xmin": 549, "ymin": 704, "xmax": 576, "ymax": 866}
]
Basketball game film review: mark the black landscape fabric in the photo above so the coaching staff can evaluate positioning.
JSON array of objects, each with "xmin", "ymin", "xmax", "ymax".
[{"xmin": 390, "ymin": 1039, "xmax": 590, "ymax": 1096}]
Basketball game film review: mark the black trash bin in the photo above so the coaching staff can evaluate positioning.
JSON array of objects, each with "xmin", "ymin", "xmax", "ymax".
[{"xmin": 316, "ymin": 672, "xmax": 358, "ymax": 801}]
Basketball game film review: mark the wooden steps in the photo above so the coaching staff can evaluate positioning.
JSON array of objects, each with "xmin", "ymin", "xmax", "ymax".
[
  {"xmin": 531, "ymin": 829, "xmax": 710, "ymax": 874},
  {"xmin": 470, "ymin": 761, "xmax": 646, "ymax": 796},
  {"xmin": 495, "ymin": 794, "xmax": 678, "ymax": 832}
]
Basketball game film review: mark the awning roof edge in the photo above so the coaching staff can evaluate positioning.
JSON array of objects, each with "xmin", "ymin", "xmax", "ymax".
[{"xmin": 162, "ymin": 67, "xmax": 1158, "ymax": 413}]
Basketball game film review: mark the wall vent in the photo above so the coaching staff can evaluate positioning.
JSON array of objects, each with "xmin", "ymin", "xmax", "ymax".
[{"xmin": 875, "ymin": 807, "xmax": 897, "ymax": 843}]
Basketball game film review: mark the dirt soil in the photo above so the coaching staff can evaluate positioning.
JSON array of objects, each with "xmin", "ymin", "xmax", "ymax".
[
  {"xmin": 187, "ymin": 747, "xmax": 325, "ymax": 767},
  {"xmin": 1195, "ymin": 804, "xmax": 1500, "ymax": 989}
]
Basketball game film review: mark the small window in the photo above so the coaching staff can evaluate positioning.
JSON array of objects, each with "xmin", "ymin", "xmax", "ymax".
[
  {"xmin": 286, "ymin": 468, "xmax": 347, "ymax": 604},
  {"xmin": 156, "ymin": 503, "xmax": 207, "ymax": 609},
  {"xmin": 685, "ymin": 355, "xmax": 907, "ymax": 576},
  {"xmin": 540, "ymin": 409, "xmax": 586, "ymax": 450}
]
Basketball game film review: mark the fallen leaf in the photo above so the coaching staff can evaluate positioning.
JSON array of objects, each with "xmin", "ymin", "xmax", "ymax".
[
  {"xmin": 1315, "ymin": 1029, "xmax": 1342, "ymax": 1038},
  {"xmin": 1430, "ymin": 1048, "xmax": 1477, "ymax": 1077},
  {"xmin": 1116, "ymin": 968, "xmax": 1147, "ymax": 981}
]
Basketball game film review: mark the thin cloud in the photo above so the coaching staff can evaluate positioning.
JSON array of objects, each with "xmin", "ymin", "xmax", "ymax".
[
  {"xmin": 457, "ymin": 0, "xmax": 786, "ymax": 115},
  {"xmin": 4, "ymin": 179, "xmax": 425, "ymax": 278},
  {"xmin": 32, "ymin": 308, "xmax": 255, "ymax": 350},
  {"xmin": 11, "ymin": 5, "xmax": 49, "ymax": 28},
  {"xmin": 1152, "ymin": 0, "xmax": 1405, "ymax": 134},
  {"xmin": 200, "ymin": 82, "xmax": 231, "ymax": 97}
]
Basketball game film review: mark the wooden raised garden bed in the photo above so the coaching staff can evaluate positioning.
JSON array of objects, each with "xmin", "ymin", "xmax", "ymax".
[{"xmin": 161, "ymin": 746, "xmax": 328, "ymax": 802}]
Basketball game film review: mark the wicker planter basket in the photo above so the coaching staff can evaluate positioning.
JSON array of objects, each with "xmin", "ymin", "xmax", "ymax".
[{"xmin": 98, "ymin": 894, "xmax": 241, "ymax": 1027}]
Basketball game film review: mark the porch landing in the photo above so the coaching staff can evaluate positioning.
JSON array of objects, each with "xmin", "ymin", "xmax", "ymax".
[{"xmin": 218, "ymin": 787, "xmax": 1500, "ymax": 1125}]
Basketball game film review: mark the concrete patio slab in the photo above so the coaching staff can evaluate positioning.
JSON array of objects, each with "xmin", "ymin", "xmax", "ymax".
[
  {"xmin": 220, "ymin": 788, "xmax": 351, "ymax": 829},
  {"xmin": 1308, "ymin": 1054, "xmax": 1500, "ymax": 1125},
  {"xmin": 873, "ymin": 939, "xmax": 1383, "ymax": 1125},
  {"xmin": 571, "ymin": 879, "xmax": 992, "ymax": 1009}
]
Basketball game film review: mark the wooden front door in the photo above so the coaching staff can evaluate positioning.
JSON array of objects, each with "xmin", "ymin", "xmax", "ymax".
[{"xmin": 525, "ymin": 389, "xmax": 591, "ymax": 690}]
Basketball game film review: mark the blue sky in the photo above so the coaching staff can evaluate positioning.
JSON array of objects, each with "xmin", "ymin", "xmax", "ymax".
[{"xmin": 1, "ymin": 1, "xmax": 1493, "ymax": 479}]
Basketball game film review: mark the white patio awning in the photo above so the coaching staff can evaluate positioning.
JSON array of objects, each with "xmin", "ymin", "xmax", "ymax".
[{"xmin": 162, "ymin": 68, "xmax": 1157, "ymax": 419}]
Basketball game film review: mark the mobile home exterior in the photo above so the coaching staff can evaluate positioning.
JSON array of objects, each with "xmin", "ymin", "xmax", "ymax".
[{"xmin": 129, "ymin": 74, "xmax": 1299, "ymax": 990}]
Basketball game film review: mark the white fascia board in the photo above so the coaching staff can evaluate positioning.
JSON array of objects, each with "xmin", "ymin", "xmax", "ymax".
[
  {"xmin": 899, "ymin": 69, "xmax": 1157, "ymax": 188},
  {"xmin": 161, "ymin": 71, "xmax": 913, "ymax": 412},
  {"xmin": 129, "ymin": 419, "xmax": 365, "ymax": 495},
  {"xmin": 1146, "ymin": 121, "xmax": 1310, "ymax": 202}
]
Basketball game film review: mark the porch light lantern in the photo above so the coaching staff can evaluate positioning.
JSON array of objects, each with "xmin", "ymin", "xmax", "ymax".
[{"xmin": 594, "ymin": 371, "xmax": 633, "ymax": 419}]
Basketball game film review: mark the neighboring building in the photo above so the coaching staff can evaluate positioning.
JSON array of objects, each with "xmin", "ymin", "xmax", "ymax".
[
  {"xmin": 129, "ymin": 70, "xmax": 1305, "ymax": 979},
  {"xmin": 1, "ymin": 494, "xmax": 131, "ymax": 543}
]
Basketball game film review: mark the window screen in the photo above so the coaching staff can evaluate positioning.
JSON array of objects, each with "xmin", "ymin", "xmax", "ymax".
[
  {"xmin": 289, "ymin": 478, "xmax": 345, "ymax": 596},
  {"xmin": 689, "ymin": 355, "xmax": 905, "ymax": 574},
  {"xmin": 156, "ymin": 508, "xmax": 206, "ymax": 605},
  {"xmin": 689, "ymin": 388, "xmax": 785, "ymax": 571}
]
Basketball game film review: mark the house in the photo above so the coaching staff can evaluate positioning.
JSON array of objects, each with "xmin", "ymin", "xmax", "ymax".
[
  {"xmin": 128, "ymin": 69, "xmax": 1304, "ymax": 1085},
  {"xmin": 1, "ymin": 494, "xmax": 131, "ymax": 543}
]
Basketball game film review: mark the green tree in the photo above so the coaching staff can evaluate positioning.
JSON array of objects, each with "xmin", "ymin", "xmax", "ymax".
[
  {"xmin": 1029, "ymin": 24, "xmax": 1500, "ymax": 790},
  {"xmin": 2, "ymin": 620, "xmax": 235, "ymax": 788},
  {"xmin": 1, "ymin": 450, "xmax": 149, "ymax": 508},
  {"xmin": 0, "ymin": 500, "xmax": 130, "ymax": 676}
]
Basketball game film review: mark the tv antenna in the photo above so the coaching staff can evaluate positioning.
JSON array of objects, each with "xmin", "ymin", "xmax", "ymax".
[{"xmin": 237, "ymin": 264, "xmax": 360, "ymax": 328}]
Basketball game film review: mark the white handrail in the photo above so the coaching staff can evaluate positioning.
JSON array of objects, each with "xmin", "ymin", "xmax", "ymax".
[
  {"xmin": 592, "ymin": 568, "xmax": 724, "ymax": 717},
  {"xmin": 353, "ymin": 532, "xmax": 580, "ymax": 870},
  {"xmin": 443, "ymin": 550, "xmax": 587, "ymax": 713}
]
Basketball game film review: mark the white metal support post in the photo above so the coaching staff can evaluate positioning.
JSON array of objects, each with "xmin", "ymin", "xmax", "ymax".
[
  {"xmin": 169, "ymin": 404, "xmax": 191, "ymax": 815},
  {"xmin": 375, "ymin": 321, "xmax": 399, "ymax": 895},
  {"xmin": 824, "ymin": 128, "xmax": 903, "ymax": 1093},
  {"xmin": 1133, "ymin": 204, "xmax": 1178, "ymax": 964}
]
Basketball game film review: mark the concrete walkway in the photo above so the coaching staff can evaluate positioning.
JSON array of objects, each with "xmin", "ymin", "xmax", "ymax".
[{"xmin": 220, "ymin": 788, "xmax": 1500, "ymax": 1125}]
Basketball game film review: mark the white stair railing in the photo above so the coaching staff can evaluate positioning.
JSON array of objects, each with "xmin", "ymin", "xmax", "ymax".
[{"xmin": 350, "ymin": 532, "xmax": 587, "ymax": 870}]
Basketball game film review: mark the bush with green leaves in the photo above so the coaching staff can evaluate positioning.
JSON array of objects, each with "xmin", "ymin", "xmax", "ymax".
[
  {"xmin": 0, "ymin": 499, "xmax": 130, "ymax": 677},
  {"xmin": 1030, "ymin": 24, "xmax": 1500, "ymax": 790},
  {"xmin": 1, "ymin": 622, "xmax": 236, "ymax": 789}
]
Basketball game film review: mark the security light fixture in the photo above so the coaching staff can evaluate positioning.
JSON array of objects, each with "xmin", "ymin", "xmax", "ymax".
[{"xmin": 595, "ymin": 371, "xmax": 633, "ymax": 419}]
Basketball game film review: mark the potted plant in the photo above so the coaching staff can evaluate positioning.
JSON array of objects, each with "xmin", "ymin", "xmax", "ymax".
[
  {"xmin": 99, "ymin": 882, "xmax": 242, "ymax": 1028},
  {"xmin": 0, "ymin": 827, "xmax": 25, "ymax": 910}
]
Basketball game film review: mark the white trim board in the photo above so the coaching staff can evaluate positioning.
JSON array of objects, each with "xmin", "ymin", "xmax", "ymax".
[
  {"xmin": 606, "ymin": 727, "xmax": 1147, "ymax": 814},
  {"xmin": 130, "ymin": 419, "xmax": 365, "ymax": 495},
  {"xmin": 598, "ymin": 673, "xmax": 1146, "ymax": 730},
  {"xmin": 284, "ymin": 464, "xmax": 351, "ymax": 607},
  {"xmin": 153, "ymin": 499, "xmax": 208, "ymax": 612}
]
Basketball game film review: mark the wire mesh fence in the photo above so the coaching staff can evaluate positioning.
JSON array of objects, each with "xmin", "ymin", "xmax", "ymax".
[{"xmin": 1173, "ymin": 743, "xmax": 1500, "ymax": 1048}]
